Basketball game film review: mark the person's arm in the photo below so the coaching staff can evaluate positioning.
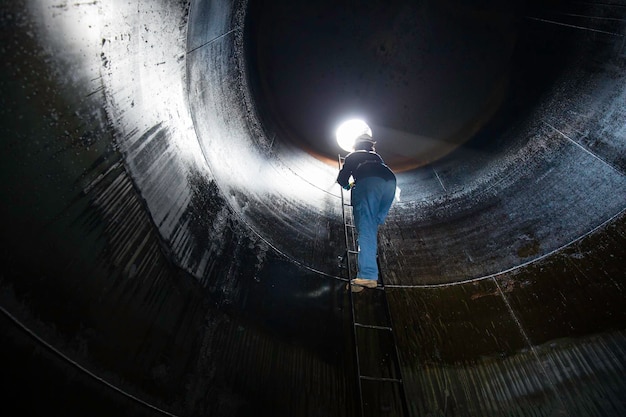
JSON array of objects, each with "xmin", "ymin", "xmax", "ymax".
[{"xmin": 337, "ymin": 154, "xmax": 355, "ymax": 188}]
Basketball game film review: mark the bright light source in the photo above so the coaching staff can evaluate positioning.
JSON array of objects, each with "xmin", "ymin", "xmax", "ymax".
[{"xmin": 336, "ymin": 119, "xmax": 372, "ymax": 152}]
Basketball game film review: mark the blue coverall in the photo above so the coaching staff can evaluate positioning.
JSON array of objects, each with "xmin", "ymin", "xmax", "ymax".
[{"xmin": 337, "ymin": 150, "xmax": 396, "ymax": 282}]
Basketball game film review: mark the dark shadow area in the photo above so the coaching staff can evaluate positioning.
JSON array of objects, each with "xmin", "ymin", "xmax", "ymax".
[{"xmin": 1, "ymin": 0, "xmax": 625, "ymax": 416}]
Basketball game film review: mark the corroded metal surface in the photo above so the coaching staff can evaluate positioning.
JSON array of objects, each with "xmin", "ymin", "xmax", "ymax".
[{"xmin": 0, "ymin": 0, "xmax": 625, "ymax": 416}]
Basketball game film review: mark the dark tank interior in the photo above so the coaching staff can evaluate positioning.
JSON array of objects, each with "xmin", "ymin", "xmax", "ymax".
[{"xmin": 1, "ymin": 0, "xmax": 625, "ymax": 416}]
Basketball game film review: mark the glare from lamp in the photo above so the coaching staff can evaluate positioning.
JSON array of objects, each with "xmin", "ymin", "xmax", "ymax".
[{"xmin": 336, "ymin": 119, "xmax": 372, "ymax": 152}]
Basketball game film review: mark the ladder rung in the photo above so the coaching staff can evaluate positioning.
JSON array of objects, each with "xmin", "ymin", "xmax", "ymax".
[
  {"xmin": 354, "ymin": 323, "xmax": 392, "ymax": 331},
  {"xmin": 347, "ymin": 250, "xmax": 359, "ymax": 254},
  {"xmin": 360, "ymin": 375, "xmax": 403, "ymax": 383}
]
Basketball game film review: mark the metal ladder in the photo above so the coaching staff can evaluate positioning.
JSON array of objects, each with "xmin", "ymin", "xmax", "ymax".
[{"xmin": 338, "ymin": 155, "xmax": 410, "ymax": 417}]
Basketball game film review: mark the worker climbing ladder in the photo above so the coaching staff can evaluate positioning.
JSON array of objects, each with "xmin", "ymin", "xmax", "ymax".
[{"xmin": 338, "ymin": 155, "xmax": 410, "ymax": 417}]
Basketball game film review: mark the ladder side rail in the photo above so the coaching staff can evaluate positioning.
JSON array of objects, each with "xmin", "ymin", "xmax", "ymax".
[
  {"xmin": 378, "ymin": 258, "xmax": 411, "ymax": 417},
  {"xmin": 339, "ymin": 154, "xmax": 358, "ymax": 280},
  {"xmin": 338, "ymin": 155, "xmax": 354, "ymax": 277},
  {"xmin": 339, "ymin": 153, "xmax": 365, "ymax": 417}
]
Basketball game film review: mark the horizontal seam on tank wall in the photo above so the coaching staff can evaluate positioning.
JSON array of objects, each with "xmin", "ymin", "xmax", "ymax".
[
  {"xmin": 186, "ymin": 27, "xmax": 240, "ymax": 55},
  {"xmin": 0, "ymin": 305, "xmax": 181, "ymax": 417},
  {"xmin": 193, "ymin": 174, "xmax": 348, "ymax": 282},
  {"xmin": 385, "ymin": 206, "xmax": 626, "ymax": 289},
  {"xmin": 526, "ymin": 16, "xmax": 625, "ymax": 37},
  {"xmin": 270, "ymin": 158, "xmax": 344, "ymax": 199},
  {"xmin": 220, "ymin": 190, "xmax": 348, "ymax": 281},
  {"xmin": 553, "ymin": 12, "xmax": 626, "ymax": 23},
  {"xmin": 544, "ymin": 121, "xmax": 626, "ymax": 177}
]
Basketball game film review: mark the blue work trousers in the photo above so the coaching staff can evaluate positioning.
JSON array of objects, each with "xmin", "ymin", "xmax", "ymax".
[{"xmin": 352, "ymin": 176, "xmax": 396, "ymax": 280}]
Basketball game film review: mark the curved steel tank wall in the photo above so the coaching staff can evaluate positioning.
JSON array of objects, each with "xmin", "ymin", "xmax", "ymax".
[{"xmin": 0, "ymin": 0, "xmax": 625, "ymax": 416}]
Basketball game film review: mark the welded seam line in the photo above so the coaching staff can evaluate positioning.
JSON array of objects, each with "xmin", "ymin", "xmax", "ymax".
[
  {"xmin": 385, "ymin": 206, "xmax": 626, "ymax": 289},
  {"xmin": 0, "ymin": 304, "xmax": 180, "ymax": 417},
  {"xmin": 492, "ymin": 277, "xmax": 569, "ymax": 412},
  {"xmin": 186, "ymin": 27, "xmax": 239, "ymax": 54},
  {"xmin": 544, "ymin": 121, "xmax": 625, "ymax": 177},
  {"xmin": 574, "ymin": 1, "xmax": 626, "ymax": 10},
  {"xmin": 260, "ymin": 151, "xmax": 344, "ymax": 199},
  {"xmin": 433, "ymin": 166, "xmax": 447, "ymax": 193},
  {"xmin": 526, "ymin": 16, "xmax": 625, "ymax": 37},
  {"xmin": 554, "ymin": 12, "xmax": 626, "ymax": 23}
]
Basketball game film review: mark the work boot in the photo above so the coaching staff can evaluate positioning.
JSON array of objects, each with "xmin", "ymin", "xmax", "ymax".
[
  {"xmin": 347, "ymin": 283, "xmax": 364, "ymax": 293},
  {"xmin": 351, "ymin": 278, "xmax": 378, "ymax": 288}
]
